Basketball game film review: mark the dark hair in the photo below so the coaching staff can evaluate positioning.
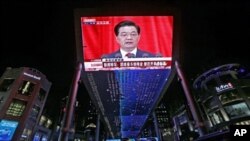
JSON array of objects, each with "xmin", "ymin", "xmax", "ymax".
[{"xmin": 114, "ymin": 20, "xmax": 140, "ymax": 36}]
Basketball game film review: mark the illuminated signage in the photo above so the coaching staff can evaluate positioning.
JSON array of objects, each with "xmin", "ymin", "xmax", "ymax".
[
  {"xmin": 23, "ymin": 72, "xmax": 41, "ymax": 80},
  {"xmin": 0, "ymin": 119, "xmax": 19, "ymax": 141},
  {"xmin": 215, "ymin": 82, "xmax": 234, "ymax": 92}
]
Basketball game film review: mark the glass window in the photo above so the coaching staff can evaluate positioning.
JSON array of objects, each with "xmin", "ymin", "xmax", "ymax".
[
  {"xmin": 0, "ymin": 78, "xmax": 15, "ymax": 91},
  {"xmin": 30, "ymin": 105, "xmax": 40, "ymax": 119},
  {"xmin": 224, "ymin": 102, "xmax": 250, "ymax": 119},
  {"xmin": 18, "ymin": 80, "xmax": 35, "ymax": 96},
  {"xmin": 219, "ymin": 90, "xmax": 242, "ymax": 104},
  {"xmin": 203, "ymin": 97, "xmax": 218, "ymax": 110},
  {"xmin": 21, "ymin": 127, "xmax": 32, "ymax": 140},
  {"xmin": 178, "ymin": 113, "xmax": 188, "ymax": 125},
  {"xmin": 208, "ymin": 110, "xmax": 224, "ymax": 125},
  {"xmin": 6, "ymin": 99, "xmax": 26, "ymax": 116},
  {"xmin": 33, "ymin": 132, "xmax": 41, "ymax": 141},
  {"xmin": 39, "ymin": 115, "xmax": 46, "ymax": 126},
  {"xmin": 38, "ymin": 89, "xmax": 46, "ymax": 102},
  {"xmin": 45, "ymin": 119, "xmax": 52, "ymax": 128}
]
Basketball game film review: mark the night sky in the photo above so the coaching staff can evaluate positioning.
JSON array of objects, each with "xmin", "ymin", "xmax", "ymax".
[{"xmin": 1, "ymin": 0, "xmax": 250, "ymax": 121}]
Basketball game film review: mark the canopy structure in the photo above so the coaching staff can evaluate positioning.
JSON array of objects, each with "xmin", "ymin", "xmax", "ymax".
[{"xmin": 82, "ymin": 60, "xmax": 174, "ymax": 138}]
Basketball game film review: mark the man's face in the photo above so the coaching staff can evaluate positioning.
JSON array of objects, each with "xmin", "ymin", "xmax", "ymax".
[{"xmin": 116, "ymin": 26, "xmax": 140, "ymax": 51}]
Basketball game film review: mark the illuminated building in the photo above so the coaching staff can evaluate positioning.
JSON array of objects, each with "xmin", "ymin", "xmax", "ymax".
[
  {"xmin": 140, "ymin": 116, "xmax": 154, "ymax": 138},
  {"xmin": 139, "ymin": 103, "xmax": 173, "ymax": 140},
  {"xmin": 193, "ymin": 63, "xmax": 250, "ymax": 138},
  {"xmin": 82, "ymin": 100, "xmax": 98, "ymax": 140},
  {"xmin": 34, "ymin": 115, "xmax": 53, "ymax": 141},
  {"xmin": 0, "ymin": 67, "xmax": 51, "ymax": 141},
  {"xmin": 73, "ymin": 99, "xmax": 87, "ymax": 141},
  {"xmin": 85, "ymin": 101, "xmax": 98, "ymax": 125},
  {"xmin": 172, "ymin": 105, "xmax": 199, "ymax": 141},
  {"xmin": 73, "ymin": 99, "xmax": 106, "ymax": 141},
  {"xmin": 173, "ymin": 63, "xmax": 250, "ymax": 140},
  {"xmin": 155, "ymin": 103, "xmax": 174, "ymax": 141}
]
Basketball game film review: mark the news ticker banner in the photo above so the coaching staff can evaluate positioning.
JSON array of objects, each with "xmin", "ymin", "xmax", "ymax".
[{"xmin": 84, "ymin": 57, "xmax": 172, "ymax": 71}]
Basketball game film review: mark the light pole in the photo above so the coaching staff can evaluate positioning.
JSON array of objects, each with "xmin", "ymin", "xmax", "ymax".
[
  {"xmin": 59, "ymin": 62, "xmax": 82, "ymax": 141},
  {"xmin": 175, "ymin": 60, "xmax": 205, "ymax": 136}
]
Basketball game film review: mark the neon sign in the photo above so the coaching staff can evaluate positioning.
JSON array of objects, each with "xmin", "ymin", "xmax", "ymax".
[{"xmin": 215, "ymin": 82, "xmax": 234, "ymax": 93}]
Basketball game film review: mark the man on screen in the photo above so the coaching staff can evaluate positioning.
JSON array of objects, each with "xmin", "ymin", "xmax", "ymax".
[{"xmin": 102, "ymin": 20, "xmax": 157, "ymax": 59}]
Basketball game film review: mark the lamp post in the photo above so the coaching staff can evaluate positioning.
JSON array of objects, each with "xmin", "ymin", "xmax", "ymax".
[
  {"xmin": 175, "ymin": 60, "xmax": 205, "ymax": 136},
  {"xmin": 59, "ymin": 62, "xmax": 82, "ymax": 141}
]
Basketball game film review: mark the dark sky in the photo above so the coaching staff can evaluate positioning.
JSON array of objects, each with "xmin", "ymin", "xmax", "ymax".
[{"xmin": 1, "ymin": 0, "xmax": 250, "ymax": 120}]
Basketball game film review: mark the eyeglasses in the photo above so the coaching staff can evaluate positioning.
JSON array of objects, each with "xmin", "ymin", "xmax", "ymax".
[{"xmin": 119, "ymin": 32, "xmax": 139, "ymax": 38}]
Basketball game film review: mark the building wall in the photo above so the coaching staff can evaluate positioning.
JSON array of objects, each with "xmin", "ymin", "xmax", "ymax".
[
  {"xmin": 173, "ymin": 64, "xmax": 250, "ymax": 140},
  {"xmin": 0, "ymin": 67, "xmax": 51, "ymax": 141},
  {"xmin": 193, "ymin": 64, "xmax": 250, "ymax": 132},
  {"xmin": 155, "ymin": 103, "xmax": 174, "ymax": 141}
]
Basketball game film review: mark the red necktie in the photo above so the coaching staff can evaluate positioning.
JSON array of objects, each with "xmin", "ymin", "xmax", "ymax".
[{"xmin": 125, "ymin": 53, "xmax": 135, "ymax": 58}]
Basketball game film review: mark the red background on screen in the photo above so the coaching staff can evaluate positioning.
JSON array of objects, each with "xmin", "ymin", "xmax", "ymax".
[{"xmin": 81, "ymin": 16, "xmax": 173, "ymax": 60}]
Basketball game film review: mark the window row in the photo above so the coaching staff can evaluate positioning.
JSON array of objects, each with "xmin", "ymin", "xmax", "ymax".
[
  {"xmin": 6, "ymin": 99, "xmax": 41, "ymax": 118},
  {"xmin": 0, "ymin": 78, "xmax": 46, "ymax": 102}
]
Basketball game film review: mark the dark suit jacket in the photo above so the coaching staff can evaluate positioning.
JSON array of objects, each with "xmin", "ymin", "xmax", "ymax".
[{"xmin": 102, "ymin": 49, "xmax": 156, "ymax": 58}]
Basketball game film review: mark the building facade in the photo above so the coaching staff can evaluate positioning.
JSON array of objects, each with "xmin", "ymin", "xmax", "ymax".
[
  {"xmin": 172, "ymin": 105, "xmax": 199, "ymax": 141},
  {"xmin": 193, "ymin": 64, "xmax": 250, "ymax": 132},
  {"xmin": 173, "ymin": 63, "xmax": 250, "ymax": 140},
  {"xmin": 155, "ymin": 103, "xmax": 174, "ymax": 141},
  {"xmin": 0, "ymin": 67, "xmax": 51, "ymax": 141}
]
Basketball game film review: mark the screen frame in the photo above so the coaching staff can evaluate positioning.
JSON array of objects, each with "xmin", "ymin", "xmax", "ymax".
[
  {"xmin": 74, "ymin": 7, "xmax": 181, "ymax": 68},
  {"xmin": 73, "ymin": 5, "xmax": 182, "ymax": 137}
]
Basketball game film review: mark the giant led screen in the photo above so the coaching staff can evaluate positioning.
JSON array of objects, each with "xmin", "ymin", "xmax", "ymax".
[
  {"xmin": 75, "ymin": 12, "xmax": 177, "ymax": 138},
  {"xmin": 81, "ymin": 16, "xmax": 173, "ymax": 71}
]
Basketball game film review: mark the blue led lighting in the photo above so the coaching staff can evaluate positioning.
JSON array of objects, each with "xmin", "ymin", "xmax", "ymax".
[
  {"xmin": 114, "ymin": 69, "xmax": 170, "ymax": 137},
  {"xmin": 85, "ymin": 68, "xmax": 171, "ymax": 138}
]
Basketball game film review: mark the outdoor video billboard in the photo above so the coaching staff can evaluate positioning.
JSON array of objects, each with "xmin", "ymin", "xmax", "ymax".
[
  {"xmin": 80, "ymin": 16, "xmax": 173, "ymax": 71},
  {"xmin": 74, "ymin": 7, "xmax": 180, "ymax": 138}
]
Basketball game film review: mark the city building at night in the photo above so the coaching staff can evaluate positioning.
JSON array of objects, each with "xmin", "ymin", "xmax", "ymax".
[
  {"xmin": 140, "ymin": 116, "xmax": 155, "ymax": 138},
  {"xmin": 50, "ymin": 96, "xmax": 75, "ymax": 141},
  {"xmin": 132, "ymin": 102, "xmax": 174, "ymax": 140},
  {"xmin": 155, "ymin": 103, "xmax": 174, "ymax": 141},
  {"xmin": 52, "ymin": 97, "xmax": 106, "ymax": 141},
  {"xmin": 0, "ymin": 67, "xmax": 51, "ymax": 141},
  {"xmin": 34, "ymin": 114, "xmax": 53, "ymax": 141},
  {"xmin": 172, "ymin": 105, "xmax": 199, "ymax": 141},
  {"xmin": 78, "ymin": 100, "xmax": 98, "ymax": 140},
  {"xmin": 173, "ymin": 63, "xmax": 250, "ymax": 140},
  {"xmin": 194, "ymin": 63, "xmax": 250, "ymax": 139}
]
